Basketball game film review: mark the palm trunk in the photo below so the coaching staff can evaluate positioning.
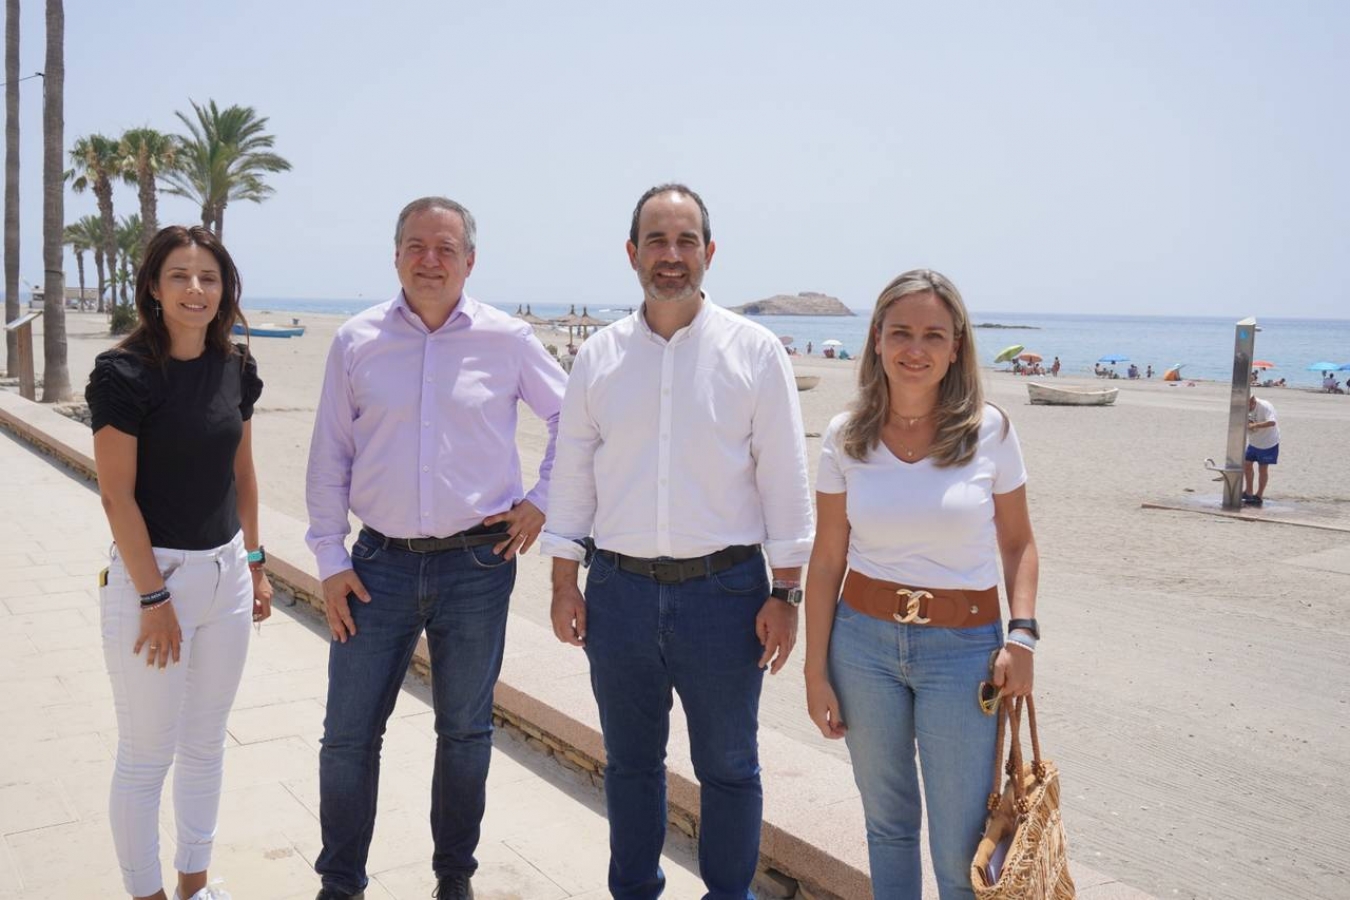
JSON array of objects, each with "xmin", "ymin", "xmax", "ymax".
[
  {"xmin": 137, "ymin": 161, "xmax": 156, "ymax": 253},
  {"xmin": 95, "ymin": 185, "xmax": 116, "ymax": 301},
  {"xmin": 40, "ymin": 0, "xmax": 69, "ymax": 401},
  {"xmin": 200, "ymin": 202, "xmax": 211, "ymax": 230},
  {"xmin": 73, "ymin": 248, "xmax": 84, "ymax": 302},
  {"xmin": 4, "ymin": 0, "xmax": 20, "ymax": 376},
  {"xmin": 93, "ymin": 246, "xmax": 104, "ymax": 313},
  {"xmin": 119, "ymin": 253, "xmax": 128, "ymax": 306},
  {"xmin": 213, "ymin": 203, "xmax": 224, "ymax": 240}
]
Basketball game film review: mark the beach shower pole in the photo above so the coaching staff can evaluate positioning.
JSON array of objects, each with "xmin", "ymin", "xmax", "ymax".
[{"xmin": 1220, "ymin": 317, "xmax": 1257, "ymax": 509}]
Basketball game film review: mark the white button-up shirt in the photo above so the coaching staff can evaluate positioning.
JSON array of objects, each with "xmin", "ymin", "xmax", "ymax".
[{"xmin": 539, "ymin": 298, "xmax": 814, "ymax": 567}]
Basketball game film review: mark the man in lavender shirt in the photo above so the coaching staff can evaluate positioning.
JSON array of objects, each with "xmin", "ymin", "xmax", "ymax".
[{"xmin": 305, "ymin": 197, "xmax": 566, "ymax": 900}]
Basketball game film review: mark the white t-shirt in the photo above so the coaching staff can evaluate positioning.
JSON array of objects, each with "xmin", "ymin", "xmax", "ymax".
[
  {"xmin": 1248, "ymin": 398, "xmax": 1279, "ymax": 449},
  {"xmin": 816, "ymin": 404, "xmax": 1027, "ymax": 590}
]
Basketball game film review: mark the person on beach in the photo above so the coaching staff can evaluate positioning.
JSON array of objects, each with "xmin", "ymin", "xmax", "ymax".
[
  {"xmin": 1050, "ymin": 356, "xmax": 1060, "ymax": 377},
  {"xmin": 87, "ymin": 225, "xmax": 272, "ymax": 900},
  {"xmin": 542, "ymin": 183, "xmax": 814, "ymax": 899},
  {"xmin": 1244, "ymin": 393, "xmax": 1279, "ymax": 506},
  {"xmin": 1147, "ymin": 365, "xmax": 1153, "ymax": 379},
  {"xmin": 807, "ymin": 339, "xmax": 814, "ymax": 355},
  {"xmin": 305, "ymin": 197, "xmax": 565, "ymax": 900},
  {"xmin": 803, "ymin": 269, "xmax": 1039, "ymax": 899}
]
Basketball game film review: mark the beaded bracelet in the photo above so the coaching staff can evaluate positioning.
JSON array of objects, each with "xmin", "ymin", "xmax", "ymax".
[
  {"xmin": 1005, "ymin": 631, "xmax": 1037, "ymax": 654},
  {"xmin": 139, "ymin": 587, "xmax": 171, "ymax": 608},
  {"xmin": 140, "ymin": 596, "xmax": 172, "ymax": 612}
]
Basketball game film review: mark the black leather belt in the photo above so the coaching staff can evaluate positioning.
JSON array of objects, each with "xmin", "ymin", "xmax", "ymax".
[
  {"xmin": 361, "ymin": 524, "xmax": 507, "ymax": 554},
  {"xmin": 596, "ymin": 545, "xmax": 760, "ymax": 584}
]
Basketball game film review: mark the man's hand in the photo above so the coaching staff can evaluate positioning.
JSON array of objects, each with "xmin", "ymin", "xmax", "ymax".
[
  {"xmin": 755, "ymin": 598, "xmax": 799, "ymax": 674},
  {"xmin": 551, "ymin": 582, "xmax": 587, "ymax": 647},
  {"xmin": 323, "ymin": 569, "xmax": 371, "ymax": 643},
  {"xmin": 483, "ymin": 500, "xmax": 545, "ymax": 560}
]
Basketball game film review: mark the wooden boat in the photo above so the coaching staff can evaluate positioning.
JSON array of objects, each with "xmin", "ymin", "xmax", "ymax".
[
  {"xmin": 233, "ymin": 322, "xmax": 306, "ymax": 338},
  {"xmin": 1027, "ymin": 382, "xmax": 1117, "ymax": 406},
  {"xmin": 795, "ymin": 374, "xmax": 820, "ymax": 392}
]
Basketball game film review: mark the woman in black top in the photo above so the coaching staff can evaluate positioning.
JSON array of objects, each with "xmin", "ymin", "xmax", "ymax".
[{"xmin": 87, "ymin": 225, "xmax": 271, "ymax": 900}]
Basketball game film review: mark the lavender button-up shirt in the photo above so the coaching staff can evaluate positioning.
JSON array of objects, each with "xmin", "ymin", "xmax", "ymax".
[{"xmin": 305, "ymin": 292, "xmax": 566, "ymax": 580}]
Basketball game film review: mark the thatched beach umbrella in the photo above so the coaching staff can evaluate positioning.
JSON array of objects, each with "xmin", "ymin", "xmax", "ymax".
[
  {"xmin": 518, "ymin": 304, "xmax": 550, "ymax": 326},
  {"xmin": 575, "ymin": 306, "xmax": 607, "ymax": 339},
  {"xmin": 555, "ymin": 304, "xmax": 582, "ymax": 345}
]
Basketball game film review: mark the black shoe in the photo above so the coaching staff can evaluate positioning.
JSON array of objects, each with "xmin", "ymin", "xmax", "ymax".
[
  {"xmin": 316, "ymin": 890, "xmax": 364, "ymax": 900},
  {"xmin": 1250, "ymin": 495, "xmax": 1264, "ymax": 506},
  {"xmin": 434, "ymin": 874, "xmax": 474, "ymax": 900}
]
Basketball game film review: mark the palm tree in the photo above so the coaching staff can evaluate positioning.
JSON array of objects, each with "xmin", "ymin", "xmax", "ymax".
[
  {"xmin": 40, "ymin": 0, "xmax": 69, "ymax": 401},
  {"xmin": 162, "ymin": 99, "xmax": 290, "ymax": 240},
  {"xmin": 119, "ymin": 126, "xmax": 175, "ymax": 255},
  {"xmin": 114, "ymin": 213, "xmax": 141, "ymax": 307},
  {"xmin": 62, "ymin": 219, "xmax": 89, "ymax": 306},
  {"xmin": 66, "ymin": 133, "xmax": 119, "ymax": 303},
  {"xmin": 4, "ymin": 0, "xmax": 20, "ymax": 376},
  {"xmin": 73, "ymin": 214, "xmax": 108, "ymax": 312}
]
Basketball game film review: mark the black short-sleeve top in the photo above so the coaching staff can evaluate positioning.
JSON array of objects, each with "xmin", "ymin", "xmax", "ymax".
[{"xmin": 86, "ymin": 341, "xmax": 263, "ymax": 550}]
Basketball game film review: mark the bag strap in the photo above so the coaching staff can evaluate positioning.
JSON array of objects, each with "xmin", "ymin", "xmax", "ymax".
[{"xmin": 988, "ymin": 694, "xmax": 1049, "ymax": 819}]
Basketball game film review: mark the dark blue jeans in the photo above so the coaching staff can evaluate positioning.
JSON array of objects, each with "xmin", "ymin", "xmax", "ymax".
[
  {"xmin": 316, "ymin": 533, "xmax": 515, "ymax": 894},
  {"xmin": 584, "ymin": 550, "xmax": 770, "ymax": 900}
]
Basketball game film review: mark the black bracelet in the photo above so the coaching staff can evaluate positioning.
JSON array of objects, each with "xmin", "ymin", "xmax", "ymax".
[{"xmin": 139, "ymin": 587, "xmax": 171, "ymax": 607}]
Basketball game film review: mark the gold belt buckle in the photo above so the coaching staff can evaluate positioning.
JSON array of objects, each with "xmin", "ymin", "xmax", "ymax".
[{"xmin": 893, "ymin": 588, "xmax": 933, "ymax": 624}]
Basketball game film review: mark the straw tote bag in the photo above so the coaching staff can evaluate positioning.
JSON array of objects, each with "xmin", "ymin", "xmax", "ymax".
[{"xmin": 970, "ymin": 695, "xmax": 1076, "ymax": 899}]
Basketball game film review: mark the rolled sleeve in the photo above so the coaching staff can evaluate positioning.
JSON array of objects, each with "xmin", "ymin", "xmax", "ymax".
[
  {"xmin": 750, "ymin": 340, "xmax": 815, "ymax": 568},
  {"xmin": 305, "ymin": 336, "xmax": 358, "ymax": 579},
  {"xmin": 539, "ymin": 350, "xmax": 601, "ymax": 557},
  {"xmin": 516, "ymin": 329, "xmax": 567, "ymax": 514}
]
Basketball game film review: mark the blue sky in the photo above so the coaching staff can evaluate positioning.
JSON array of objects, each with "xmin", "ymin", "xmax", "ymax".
[{"xmin": 7, "ymin": 0, "xmax": 1348, "ymax": 317}]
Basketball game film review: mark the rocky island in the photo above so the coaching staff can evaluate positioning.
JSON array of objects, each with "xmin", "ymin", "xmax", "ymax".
[{"xmin": 727, "ymin": 292, "xmax": 856, "ymax": 317}]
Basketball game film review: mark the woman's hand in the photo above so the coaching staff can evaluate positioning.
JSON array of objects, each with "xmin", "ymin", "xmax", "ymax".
[
  {"xmin": 135, "ymin": 603, "xmax": 182, "ymax": 669},
  {"xmin": 994, "ymin": 644, "xmax": 1034, "ymax": 698},
  {"xmin": 252, "ymin": 568, "xmax": 274, "ymax": 623},
  {"xmin": 806, "ymin": 671, "xmax": 847, "ymax": 739}
]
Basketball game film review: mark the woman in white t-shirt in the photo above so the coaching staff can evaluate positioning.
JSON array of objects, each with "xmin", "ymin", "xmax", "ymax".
[{"xmin": 804, "ymin": 269, "xmax": 1040, "ymax": 900}]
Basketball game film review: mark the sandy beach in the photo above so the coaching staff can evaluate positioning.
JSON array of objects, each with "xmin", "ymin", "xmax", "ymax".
[{"xmin": 11, "ymin": 307, "xmax": 1350, "ymax": 898}]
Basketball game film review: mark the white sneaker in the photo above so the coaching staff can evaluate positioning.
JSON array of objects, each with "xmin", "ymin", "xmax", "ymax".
[{"xmin": 173, "ymin": 881, "xmax": 232, "ymax": 900}]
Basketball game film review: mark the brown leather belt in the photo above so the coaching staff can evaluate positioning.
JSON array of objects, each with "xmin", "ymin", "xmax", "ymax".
[{"xmin": 841, "ymin": 570, "xmax": 1000, "ymax": 628}]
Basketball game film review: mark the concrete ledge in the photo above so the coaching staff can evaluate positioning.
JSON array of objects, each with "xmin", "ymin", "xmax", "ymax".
[{"xmin": 2, "ymin": 388, "xmax": 1147, "ymax": 899}]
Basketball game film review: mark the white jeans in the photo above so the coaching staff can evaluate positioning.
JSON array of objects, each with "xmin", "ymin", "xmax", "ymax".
[{"xmin": 100, "ymin": 531, "xmax": 252, "ymax": 897}]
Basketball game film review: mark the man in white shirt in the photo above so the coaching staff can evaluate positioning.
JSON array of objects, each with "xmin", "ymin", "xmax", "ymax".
[
  {"xmin": 540, "ymin": 184, "xmax": 814, "ymax": 899},
  {"xmin": 1244, "ymin": 394, "xmax": 1280, "ymax": 506}
]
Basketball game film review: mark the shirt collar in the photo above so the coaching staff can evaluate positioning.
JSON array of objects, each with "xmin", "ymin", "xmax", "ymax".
[
  {"xmin": 393, "ymin": 290, "xmax": 477, "ymax": 333},
  {"xmin": 636, "ymin": 292, "xmax": 713, "ymax": 345}
]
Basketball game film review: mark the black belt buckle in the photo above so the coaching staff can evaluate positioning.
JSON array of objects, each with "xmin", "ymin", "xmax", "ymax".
[{"xmin": 648, "ymin": 559, "xmax": 685, "ymax": 584}]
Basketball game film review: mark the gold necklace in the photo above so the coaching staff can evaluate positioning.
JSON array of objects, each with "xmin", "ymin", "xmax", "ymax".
[
  {"xmin": 887, "ymin": 416, "xmax": 933, "ymax": 459},
  {"xmin": 889, "ymin": 409, "xmax": 934, "ymax": 429}
]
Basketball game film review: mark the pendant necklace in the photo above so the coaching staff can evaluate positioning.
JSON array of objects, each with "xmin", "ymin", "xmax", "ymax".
[{"xmin": 890, "ymin": 409, "xmax": 933, "ymax": 459}]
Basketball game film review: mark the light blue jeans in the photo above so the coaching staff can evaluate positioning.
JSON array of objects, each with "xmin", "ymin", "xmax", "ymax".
[{"xmin": 828, "ymin": 599, "xmax": 1001, "ymax": 900}]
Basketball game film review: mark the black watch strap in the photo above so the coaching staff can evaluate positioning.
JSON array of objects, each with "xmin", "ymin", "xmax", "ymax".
[
  {"xmin": 1006, "ymin": 617, "xmax": 1040, "ymax": 640},
  {"xmin": 770, "ymin": 585, "xmax": 804, "ymax": 606}
]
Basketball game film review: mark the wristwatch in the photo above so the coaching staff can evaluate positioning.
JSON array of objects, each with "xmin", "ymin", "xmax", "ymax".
[
  {"xmin": 770, "ymin": 581, "xmax": 804, "ymax": 607},
  {"xmin": 1006, "ymin": 617, "xmax": 1039, "ymax": 640},
  {"xmin": 247, "ymin": 546, "xmax": 267, "ymax": 569}
]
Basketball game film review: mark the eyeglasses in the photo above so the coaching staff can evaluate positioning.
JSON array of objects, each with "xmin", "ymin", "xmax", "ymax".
[{"xmin": 978, "ymin": 648, "xmax": 1001, "ymax": 716}]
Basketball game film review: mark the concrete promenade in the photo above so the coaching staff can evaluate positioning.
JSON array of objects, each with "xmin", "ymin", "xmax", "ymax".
[
  {"xmin": 0, "ymin": 430, "xmax": 711, "ymax": 899},
  {"xmin": 0, "ymin": 387, "xmax": 1151, "ymax": 899}
]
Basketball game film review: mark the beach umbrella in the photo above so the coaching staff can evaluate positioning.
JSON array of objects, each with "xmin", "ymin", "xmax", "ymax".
[
  {"xmin": 1017, "ymin": 352, "xmax": 1043, "ymax": 363},
  {"xmin": 517, "ymin": 304, "xmax": 549, "ymax": 326},
  {"xmin": 779, "ymin": 335, "xmax": 794, "ymax": 346},
  {"xmin": 1098, "ymin": 355, "xmax": 1129, "ymax": 364},
  {"xmin": 821, "ymin": 338, "xmax": 843, "ymax": 347},
  {"xmin": 1251, "ymin": 360, "xmax": 1276, "ymax": 369},
  {"xmin": 1339, "ymin": 363, "xmax": 1350, "ymax": 371},
  {"xmin": 1306, "ymin": 361, "xmax": 1340, "ymax": 372},
  {"xmin": 1163, "ymin": 363, "xmax": 1186, "ymax": 382},
  {"xmin": 575, "ymin": 306, "xmax": 607, "ymax": 339},
  {"xmin": 994, "ymin": 344, "xmax": 1024, "ymax": 363}
]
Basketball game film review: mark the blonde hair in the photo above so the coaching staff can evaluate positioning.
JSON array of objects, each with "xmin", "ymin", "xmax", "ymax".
[{"xmin": 841, "ymin": 268, "xmax": 1002, "ymax": 466}]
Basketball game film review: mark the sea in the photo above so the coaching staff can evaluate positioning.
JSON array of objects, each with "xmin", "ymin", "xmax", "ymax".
[{"xmin": 243, "ymin": 297, "xmax": 1350, "ymax": 389}]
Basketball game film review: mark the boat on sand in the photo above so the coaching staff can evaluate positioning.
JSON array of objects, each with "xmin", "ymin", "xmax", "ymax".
[
  {"xmin": 233, "ymin": 322, "xmax": 306, "ymax": 338},
  {"xmin": 795, "ymin": 375, "xmax": 820, "ymax": 392},
  {"xmin": 1027, "ymin": 382, "xmax": 1117, "ymax": 406}
]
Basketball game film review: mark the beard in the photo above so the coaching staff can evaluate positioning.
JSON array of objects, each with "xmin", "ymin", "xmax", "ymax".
[{"xmin": 637, "ymin": 262, "xmax": 703, "ymax": 305}]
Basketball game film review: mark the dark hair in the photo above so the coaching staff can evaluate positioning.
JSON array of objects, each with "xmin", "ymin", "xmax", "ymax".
[
  {"xmin": 628, "ymin": 183, "xmax": 711, "ymax": 246},
  {"xmin": 395, "ymin": 196, "xmax": 477, "ymax": 252},
  {"xmin": 119, "ymin": 225, "xmax": 247, "ymax": 365}
]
